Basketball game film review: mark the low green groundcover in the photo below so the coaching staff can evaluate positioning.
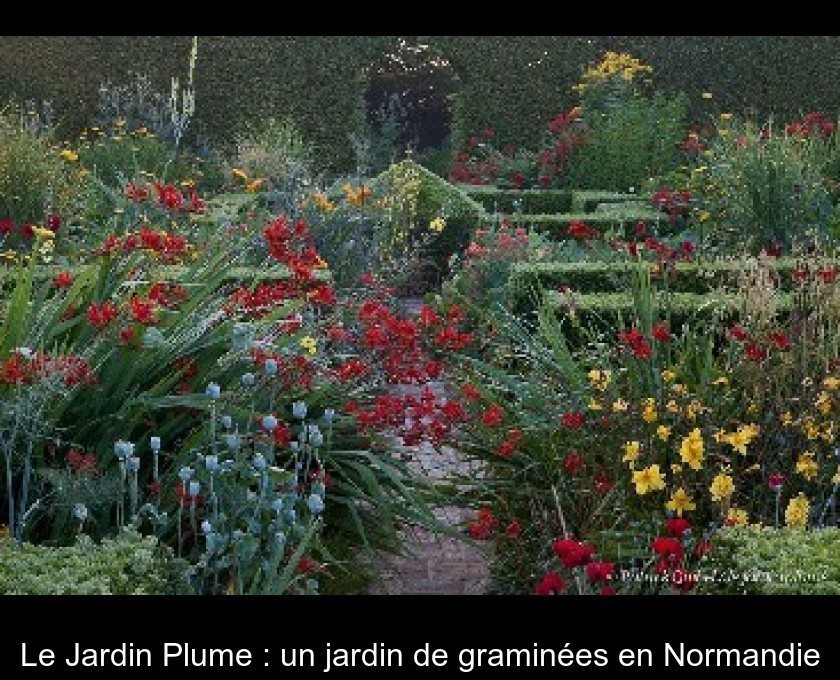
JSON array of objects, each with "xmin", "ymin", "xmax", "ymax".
[
  {"xmin": 0, "ymin": 529, "xmax": 191, "ymax": 595},
  {"xmin": 699, "ymin": 527, "xmax": 840, "ymax": 595}
]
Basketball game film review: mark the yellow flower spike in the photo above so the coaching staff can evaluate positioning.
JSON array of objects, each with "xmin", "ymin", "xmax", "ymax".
[
  {"xmin": 632, "ymin": 464, "xmax": 665, "ymax": 495},
  {"xmin": 666, "ymin": 487, "xmax": 696, "ymax": 516},
  {"xmin": 784, "ymin": 494, "xmax": 810, "ymax": 528},
  {"xmin": 59, "ymin": 149, "xmax": 79, "ymax": 162},
  {"xmin": 815, "ymin": 391, "xmax": 833, "ymax": 415},
  {"xmin": 231, "ymin": 168, "xmax": 248, "ymax": 182},
  {"xmin": 710, "ymin": 473, "xmax": 735, "ymax": 502}
]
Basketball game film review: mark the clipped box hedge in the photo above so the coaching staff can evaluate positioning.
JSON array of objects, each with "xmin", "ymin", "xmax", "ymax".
[
  {"xmin": 509, "ymin": 257, "xmax": 831, "ymax": 296},
  {"xmin": 460, "ymin": 186, "xmax": 573, "ymax": 215},
  {"xmin": 571, "ymin": 190, "xmax": 650, "ymax": 214},
  {"xmin": 0, "ymin": 529, "xmax": 191, "ymax": 594},
  {"xmin": 698, "ymin": 527, "xmax": 840, "ymax": 595},
  {"xmin": 514, "ymin": 210, "xmax": 664, "ymax": 241}
]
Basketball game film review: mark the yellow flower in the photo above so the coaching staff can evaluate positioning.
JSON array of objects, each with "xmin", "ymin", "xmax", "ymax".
[
  {"xmin": 803, "ymin": 417, "xmax": 820, "ymax": 440},
  {"xmin": 429, "ymin": 217, "xmax": 446, "ymax": 233},
  {"xmin": 671, "ymin": 464, "xmax": 683, "ymax": 474},
  {"xmin": 665, "ymin": 400, "xmax": 680, "ymax": 414},
  {"xmin": 821, "ymin": 421, "xmax": 835, "ymax": 442},
  {"xmin": 0, "ymin": 251, "xmax": 19, "ymax": 264},
  {"xmin": 832, "ymin": 466, "xmax": 840, "ymax": 485},
  {"xmin": 632, "ymin": 464, "xmax": 666, "ymax": 495},
  {"xmin": 712, "ymin": 376, "xmax": 729, "ymax": 386},
  {"xmin": 661, "ymin": 369, "xmax": 676, "ymax": 383},
  {"xmin": 612, "ymin": 399, "xmax": 628, "ymax": 412},
  {"xmin": 745, "ymin": 463, "xmax": 761, "ymax": 474},
  {"xmin": 642, "ymin": 398, "xmax": 657, "ymax": 423},
  {"xmin": 30, "ymin": 226, "xmax": 55, "ymax": 240},
  {"xmin": 622, "ymin": 441, "xmax": 641, "ymax": 466},
  {"xmin": 231, "ymin": 168, "xmax": 248, "ymax": 181},
  {"xmin": 313, "ymin": 254, "xmax": 329, "ymax": 270},
  {"xmin": 180, "ymin": 179, "xmax": 196, "ymax": 190},
  {"xmin": 685, "ymin": 399, "xmax": 704, "ymax": 420},
  {"xmin": 312, "ymin": 192, "xmax": 336, "ymax": 212},
  {"xmin": 698, "ymin": 211, "xmax": 711, "ymax": 222},
  {"xmin": 727, "ymin": 507, "xmax": 748, "ymax": 526},
  {"xmin": 795, "ymin": 452, "xmax": 819, "ymax": 481},
  {"xmin": 59, "ymin": 149, "xmax": 79, "ymax": 162},
  {"xmin": 724, "ymin": 423, "xmax": 760, "ymax": 455},
  {"xmin": 701, "ymin": 92, "xmax": 714, "ymax": 100},
  {"xmin": 588, "ymin": 369, "xmax": 611, "ymax": 392},
  {"xmin": 780, "ymin": 411, "xmax": 794, "ymax": 427},
  {"xmin": 784, "ymin": 494, "xmax": 810, "ymax": 528},
  {"xmin": 679, "ymin": 428, "xmax": 705, "ymax": 470},
  {"xmin": 815, "ymin": 391, "xmax": 833, "ymax": 415},
  {"xmin": 656, "ymin": 425, "xmax": 671, "ymax": 442},
  {"xmin": 719, "ymin": 112, "xmax": 733, "ymax": 121},
  {"xmin": 299, "ymin": 336, "xmax": 317, "ymax": 356},
  {"xmin": 666, "ymin": 487, "xmax": 696, "ymax": 516},
  {"xmin": 670, "ymin": 383, "xmax": 688, "ymax": 396},
  {"xmin": 246, "ymin": 178, "xmax": 265, "ymax": 193},
  {"xmin": 710, "ymin": 473, "xmax": 735, "ymax": 502},
  {"xmin": 823, "ymin": 376, "xmax": 840, "ymax": 391},
  {"xmin": 588, "ymin": 398, "xmax": 603, "ymax": 411}
]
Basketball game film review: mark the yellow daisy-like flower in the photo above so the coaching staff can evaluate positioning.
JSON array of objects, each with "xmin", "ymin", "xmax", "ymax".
[
  {"xmin": 685, "ymin": 399, "xmax": 704, "ymax": 420},
  {"xmin": 727, "ymin": 507, "xmax": 748, "ymax": 526},
  {"xmin": 780, "ymin": 411, "xmax": 794, "ymax": 427},
  {"xmin": 815, "ymin": 391, "xmax": 833, "ymax": 415},
  {"xmin": 679, "ymin": 428, "xmax": 705, "ymax": 470},
  {"xmin": 712, "ymin": 376, "xmax": 729, "ymax": 386},
  {"xmin": 710, "ymin": 473, "xmax": 735, "ymax": 502},
  {"xmin": 656, "ymin": 425, "xmax": 671, "ymax": 442},
  {"xmin": 30, "ymin": 226, "xmax": 55, "ymax": 240},
  {"xmin": 59, "ymin": 149, "xmax": 79, "ymax": 162},
  {"xmin": 724, "ymin": 423, "xmax": 760, "ymax": 455},
  {"xmin": 632, "ymin": 464, "xmax": 665, "ymax": 495},
  {"xmin": 429, "ymin": 217, "xmax": 446, "ymax": 233},
  {"xmin": 661, "ymin": 369, "xmax": 677, "ymax": 383},
  {"xmin": 588, "ymin": 398, "xmax": 603, "ymax": 412},
  {"xmin": 231, "ymin": 168, "xmax": 249, "ymax": 181},
  {"xmin": 588, "ymin": 369, "xmax": 611, "ymax": 392},
  {"xmin": 670, "ymin": 383, "xmax": 688, "ymax": 396},
  {"xmin": 822, "ymin": 421, "xmax": 835, "ymax": 442},
  {"xmin": 795, "ymin": 452, "xmax": 819, "ymax": 481},
  {"xmin": 823, "ymin": 376, "xmax": 840, "ymax": 391},
  {"xmin": 784, "ymin": 494, "xmax": 810, "ymax": 528},
  {"xmin": 803, "ymin": 417, "xmax": 820, "ymax": 440},
  {"xmin": 719, "ymin": 112, "xmax": 734, "ymax": 121},
  {"xmin": 701, "ymin": 92, "xmax": 714, "ymax": 100},
  {"xmin": 671, "ymin": 463, "xmax": 683, "ymax": 474},
  {"xmin": 642, "ymin": 398, "xmax": 657, "ymax": 424},
  {"xmin": 622, "ymin": 441, "xmax": 641, "ymax": 466},
  {"xmin": 299, "ymin": 336, "xmax": 317, "ymax": 356},
  {"xmin": 612, "ymin": 399, "xmax": 629, "ymax": 413},
  {"xmin": 665, "ymin": 400, "xmax": 680, "ymax": 414},
  {"xmin": 666, "ymin": 487, "xmax": 696, "ymax": 517}
]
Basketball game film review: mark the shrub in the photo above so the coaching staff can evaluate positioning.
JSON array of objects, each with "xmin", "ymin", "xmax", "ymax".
[
  {"xmin": 0, "ymin": 527, "xmax": 191, "ymax": 594},
  {"xmin": 462, "ymin": 187, "xmax": 573, "ymax": 215}
]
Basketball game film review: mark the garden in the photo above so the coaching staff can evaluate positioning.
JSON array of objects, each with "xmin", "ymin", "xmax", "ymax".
[{"xmin": 1, "ymin": 35, "xmax": 840, "ymax": 596}]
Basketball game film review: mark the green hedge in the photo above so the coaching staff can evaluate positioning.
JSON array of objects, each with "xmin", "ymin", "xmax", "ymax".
[
  {"xmin": 461, "ymin": 186, "xmax": 573, "ymax": 215},
  {"xmin": 0, "ymin": 528, "xmax": 192, "ymax": 594},
  {"xmin": 509, "ymin": 257, "xmax": 831, "ymax": 295},
  {"xmin": 571, "ymin": 190, "xmax": 649, "ymax": 214},
  {"xmin": 512, "ymin": 210, "xmax": 664, "ymax": 240},
  {"xmin": 698, "ymin": 527, "xmax": 840, "ymax": 595}
]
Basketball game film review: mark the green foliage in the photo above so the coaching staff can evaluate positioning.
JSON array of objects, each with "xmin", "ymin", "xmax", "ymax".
[
  {"xmin": 699, "ymin": 527, "xmax": 840, "ymax": 595},
  {"xmin": 514, "ymin": 210, "xmax": 663, "ymax": 239},
  {"xmin": 0, "ymin": 527, "xmax": 191, "ymax": 594},
  {"xmin": 232, "ymin": 116, "xmax": 314, "ymax": 189},
  {"xmin": 567, "ymin": 93, "xmax": 688, "ymax": 192},
  {"xmin": 571, "ymin": 190, "xmax": 649, "ymax": 213}
]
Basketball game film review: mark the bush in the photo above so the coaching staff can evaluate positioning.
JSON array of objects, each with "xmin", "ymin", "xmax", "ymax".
[
  {"xmin": 0, "ymin": 527, "xmax": 191, "ymax": 594},
  {"xmin": 461, "ymin": 187, "xmax": 573, "ymax": 215},
  {"xmin": 699, "ymin": 527, "xmax": 840, "ymax": 594}
]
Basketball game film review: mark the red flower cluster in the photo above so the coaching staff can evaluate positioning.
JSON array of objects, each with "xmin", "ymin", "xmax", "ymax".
[
  {"xmin": 567, "ymin": 221, "xmax": 601, "ymax": 245},
  {"xmin": 95, "ymin": 227, "xmax": 191, "ymax": 261},
  {"xmin": 496, "ymin": 427, "xmax": 523, "ymax": 458},
  {"xmin": 551, "ymin": 538, "xmax": 595, "ymax": 568},
  {"xmin": 468, "ymin": 507, "xmax": 499, "ymax": 540},
  {"xmin": 618, "ymin": 327, "xmax": 653, "ymax": 360},
  {"xmin": 651, "ymin": 186, "xmax": 693, "ymax": 227},
  {"xmin": 651, "ymin": 536, "xmax": 683, "ymax": 574},
  {"xmin": 534, "ymin": 571, "xmax": 566, "ymax": 595},
  {"xmin": 727, "ymin": 324, "xmax": 791, "ymax": 362},
  {"xmin": 0, "ymin": 350, "xmax": 96, "ymax": 388},
  {"xmin": 785, "ymin": 111, "xmax": 836, "ymax": 140},
  {"xmin": 67, "ymin": 449, "xmax": 97, "ymax": 474}
]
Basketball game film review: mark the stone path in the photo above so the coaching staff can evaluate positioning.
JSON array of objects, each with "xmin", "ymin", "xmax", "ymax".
[{"xmin": 365, "ymin": 298, "xmax": 490, "ymax": 595}]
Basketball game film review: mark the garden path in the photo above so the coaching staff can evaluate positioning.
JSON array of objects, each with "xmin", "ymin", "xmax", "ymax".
[{"xmin": 365, "ymin": 298, "xmax": 490, "ymax": 595}]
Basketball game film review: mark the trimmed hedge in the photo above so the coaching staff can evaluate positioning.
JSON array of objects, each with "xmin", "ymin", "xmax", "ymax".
[
  {"xmin": 509, "ymin": 257, "xmax": 833, "ymax": 295},
  {"xmin": 514, "ymin": 210, "xmax": 664, "ymax": 240},
  {"xmin": 698, "ymin": 527, "xmax": 840, "ymax": 595},
  {"xmin": 0, "ymin": 528, "xmax": 192, "ymax": 594},
  {"xmin": 460, "ymin": 186, "xmax": 573, "ymax": 215},
  {"xmin": 570, "ymin": 190, "xmax": 649, "ymax": 214}
]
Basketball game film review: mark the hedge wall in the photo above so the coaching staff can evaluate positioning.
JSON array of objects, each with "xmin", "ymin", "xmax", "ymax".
[{"xmin": 3, "ymin": 37, "xmax": 840, "ymax": 174}]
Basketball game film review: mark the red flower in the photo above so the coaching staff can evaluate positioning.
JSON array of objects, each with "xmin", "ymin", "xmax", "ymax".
[
  {"xmin": 619, "ymin": 327, "xmax": 652, "ymax": 359},
  {"xmin": 593, "ymin": 472, "xmax": 614, "ymax": 493},
  {"xmin": 496, "ymin": 428, "xmax": 523, "ymax": 458},
  {"xmin": 551, "ymin": 538, "xmax": 595, "ymax": 568},
  {"xmin": 119, "ymin": 325, "xmax": 136, "ymax": 345},
  {"xmin": 665, "ymin": 517, "xmax": 691, "ymax": 538},
  {"xmin": 792, "ymin": 267, "xmax": 809, "ymax": 284},
  {"xmin": 481, "ymin": 403, "xmax": 504, "ymax": 428},
  {"xmin": 505, "ymin": 520, "xmax": 522, "ymax": 538},
  {"xmin": 728, "ymin": 325, "xmax": 748, "ymax": 342},
  {"xmin": 562, "ymin": 451, "xmax": 583, "ymax": 476},
  {"xmin": 154, "ymin": 183, "xmax": 184, "ymax": 210},
  {"xmin": 745, "ymin": 343, "xmax": 767, "ymax": 363},
  {"xmin": 125, "ymin": 183, "xmax": 149, "ymax": 202},
  {"xmin": 561, "ymin": 411, "xmax": 585, "ymax": 429},
  {"xmin": 819, "ymin": 268, "xmax": 837, "ymax": 284},
  {"xmin": 769, "ymin": 332, "xmax": 791, "ymax": 351},
  {"xmin": 534, "ymin": 571, "xmax": 566, "ymax": 595},
  {"xmin": 461, "ymin": 383, "xmax": 480, "ymax": 401},
  {"xmin": 468, "ymin": 507, "xmax": 498, "ymax": 540},
  {"xmin": 768, "ymin": 473, "xmax": 785, "ymax": 491},
  {"xmin": 651, "ymin": 536, "xmax": 683, "ymax": 573},
  {"xmin": 585, "ymin": 561, "xmax": 614, "ymax": 584},
  {"xmin": 567, "ymin": 221, "xmax": 600, "ymax": 243},
  {"xmin": 635, "ymin": 221, "xmax": 647, "ymax": 237},
  {"xmin": 86, "ymin": 301, "xmax": 117, "ymax": 329},
  {"xmin": 46, "ymin": 213, "xmax": 61, "ymax": 232},
  {"xmin": 53, "ymin": 271, "xmax": 73, "ymax": 289},
  {"xmin": 418, "ymin": 305, "xmax": 441, "ymax": 327},
  {"xmin": 764, "ymin": 243, "xmax": 783, "ymax": 257},
  {"xmin": 0, "ymin": 218, "xmax": 15, "ymax": 234},
  {"xmin": 129, "ymin": 296, "xmax": 157, "ymax": 325},
  {"xmin": 652, "ymin": 323, "xmax": 672, "ymax": 343},
  {"xmin": 22, "ymin": 223, "xmax": 35, "ymax": 239}
]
